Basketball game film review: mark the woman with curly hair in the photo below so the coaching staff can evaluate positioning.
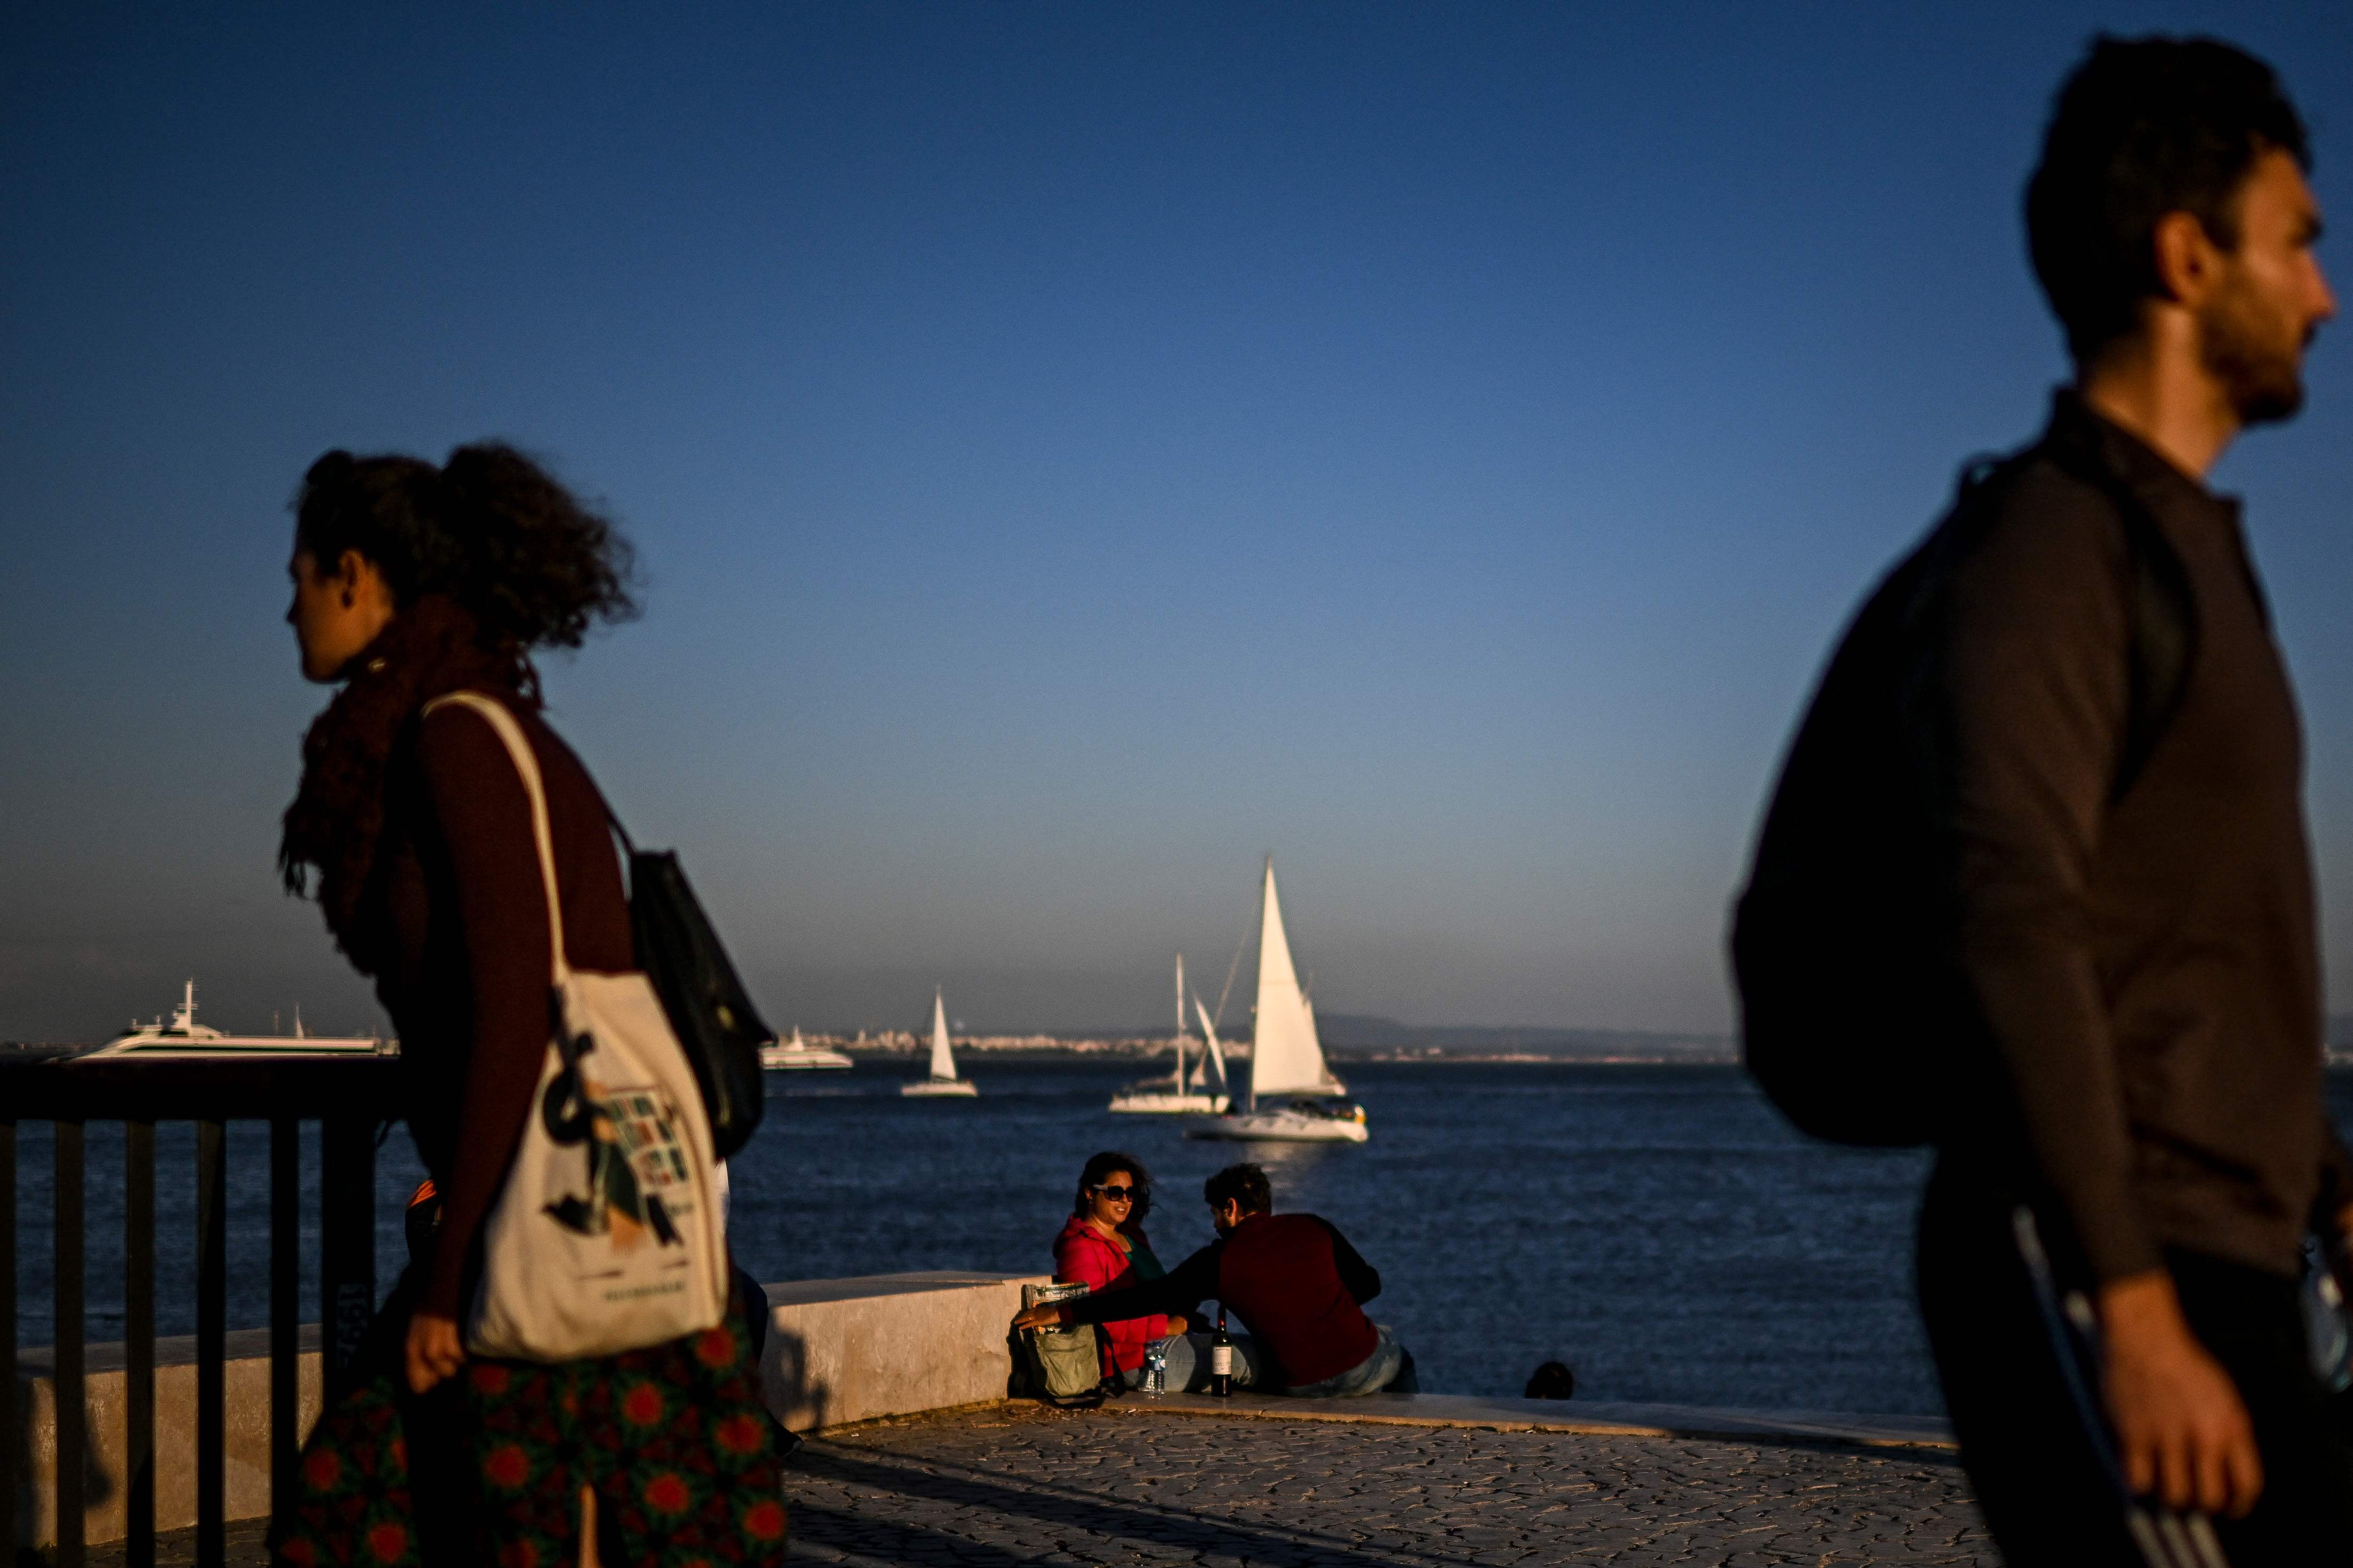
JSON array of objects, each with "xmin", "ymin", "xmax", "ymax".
[
  {"xmin": 268, "ymin": 445, "xmax": 786, "ymax": 1567},
  {"xmin": 1052, "ymin": 1151, "xmax": 1189, "ymax": 1388}
]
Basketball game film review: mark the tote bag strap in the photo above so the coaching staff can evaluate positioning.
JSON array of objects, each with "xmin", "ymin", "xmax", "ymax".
[{"xmin": 422, "ymin": 691, "xmax": 568, "ymax": 986}]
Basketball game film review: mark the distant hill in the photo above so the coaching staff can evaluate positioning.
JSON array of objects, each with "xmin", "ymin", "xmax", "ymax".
[{"xmin": 1315, "ymin": 1012, "xmax": 1734, "ymax": 1063}]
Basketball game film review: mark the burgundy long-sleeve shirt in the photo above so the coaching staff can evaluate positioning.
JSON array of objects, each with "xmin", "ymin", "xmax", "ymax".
[{"xmin": 370, "ymin": 695, "xmax": 634, "ymax": 1318}]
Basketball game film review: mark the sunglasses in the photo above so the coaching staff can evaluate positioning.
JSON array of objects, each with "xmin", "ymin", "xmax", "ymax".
[{"xmin": 1091, "ymin": 1184, "xmax": 1137, "ymax": 1201}]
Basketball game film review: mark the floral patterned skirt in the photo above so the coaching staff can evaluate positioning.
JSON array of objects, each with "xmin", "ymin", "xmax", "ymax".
[{"xmin": 270, "ymin": 1276, "xmax": 787, "ymax": 1567}]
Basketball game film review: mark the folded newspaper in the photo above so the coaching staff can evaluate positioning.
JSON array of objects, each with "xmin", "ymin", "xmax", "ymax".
[{"xmin": 1023, "ymin": 1281, "xmax": 1090, "ymax": 1312}]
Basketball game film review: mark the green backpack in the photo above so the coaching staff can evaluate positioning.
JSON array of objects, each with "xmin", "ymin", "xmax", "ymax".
[{"xmin": 1018, "ymin": 1323, "xmax": 1110, "ymax": 1409}]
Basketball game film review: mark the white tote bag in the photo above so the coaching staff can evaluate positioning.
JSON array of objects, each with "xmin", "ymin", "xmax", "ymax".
[{"xmin": 424, "ymin": 692, "xmax": 728, "ymax": 1362}]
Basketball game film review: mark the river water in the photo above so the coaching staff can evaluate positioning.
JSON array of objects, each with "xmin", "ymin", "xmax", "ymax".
[{"xmin": 13, "ymin": 1060, "xmax": 2353, "ymax": 1415}]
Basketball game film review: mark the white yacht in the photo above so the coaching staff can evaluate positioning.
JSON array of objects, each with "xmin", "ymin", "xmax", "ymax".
[
  {"xmin": 900, "ymin": 988, "xmax": 979, "ymax": 1097},
  {"xmin": 1109, "ymin": 954, "xmax": 1231, "ymax": 1114},
  {"xmin": 759, "ymin": 1027, "xmax": 853, "ymax": 1071},
  {"xmin": 85, "ymin": 981, "xmax": 386, "ymax": 1059},
  {"xmin": 1186, "ymin": 859, "xmax": 1368, "ymax": 1144}
]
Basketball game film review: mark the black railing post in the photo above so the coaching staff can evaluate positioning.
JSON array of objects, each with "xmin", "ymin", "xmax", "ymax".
[
  {"xmin": 320, "ymin": 1118, "xmax": 377, "ymax": 1388},
  {"xmin": 271, "ymin": 1116, "xmax": 300, "ymax": 1518},
  {"xmin": 196, "ymin": 1119, "xmax": 227, "ymax": 1568},
  {"xmin": 1, "ymin": 1118, "xmax": 15, "ymax": 1560},
  {"xmin": 56, "ymin": 1119, "xmax": 86, "ymax": 1568},
  {"xmin": 126, "ymin": 1119, "xmax": 156, "ymax": 1568},
  {"xmin": 0, "ymin": 1056, "xmax": 398, "ymax": 1559}
]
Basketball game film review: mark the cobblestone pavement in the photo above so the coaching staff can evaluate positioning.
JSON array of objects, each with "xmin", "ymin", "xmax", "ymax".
[
  {"xmin": 789, "ymin": 1403, "xmax": 1997, "ymax": 1566},
  {"xmin": 86, "ymin": 1518, "xmax": 271, "ymax": 1566},
  {"xmin": 75, "ymin": 1404, "xmax": 1992, "ymax": 1566}
]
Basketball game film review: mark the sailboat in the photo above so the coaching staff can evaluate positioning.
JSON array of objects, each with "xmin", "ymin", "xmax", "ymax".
[
  {"xmin": 759, "ymin": 1026, "xmax": 853, "ymax": 1071},
  {"xmin": 900, "ymin": 988, "xmax": 979, "ymax": 1097},
  {"xmin": 1185, "ymin": 858, "xmax": 1369, "ymax": 1143},
  {"xmin": 1108, "ymin": 955, "xmax": 1231, "ymax": 1114}
]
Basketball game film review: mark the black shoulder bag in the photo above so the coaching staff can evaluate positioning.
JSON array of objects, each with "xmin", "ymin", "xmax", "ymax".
[{"xmin": 609, "ymin": 814, "xmax": 770, "ymax": 1160}]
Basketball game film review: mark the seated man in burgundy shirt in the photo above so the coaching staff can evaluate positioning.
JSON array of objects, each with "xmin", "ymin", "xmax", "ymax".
[{"xmin": 1014, "ymin": 1163, "xmax": 1416, "ymax": 1397}]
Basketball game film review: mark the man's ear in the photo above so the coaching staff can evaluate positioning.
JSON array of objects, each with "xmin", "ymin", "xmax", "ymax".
[{"xmin": 2150, "ymin": 209, "xmax": 2225, "ymax": 307}]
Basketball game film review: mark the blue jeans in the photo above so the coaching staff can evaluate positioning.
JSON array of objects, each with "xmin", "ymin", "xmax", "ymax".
[
  {"xmin": 1281, "ymin": 1323, "xmax": 1417, "ymax": 1398},
  {"xmin": 1119, "ymin": 1331, "xmax": 1264, "ymax": 1392}
]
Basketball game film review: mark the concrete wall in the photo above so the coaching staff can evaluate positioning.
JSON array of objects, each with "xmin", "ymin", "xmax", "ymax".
[
  {"xmin": 760, "ymin": 1271, "xmax": 1048, "ymax": 1433},
  {"xmin": 14, "ymin": 1271, "xmax": 1048, "ymax": 1547},
  {"xmin": 12, "ymin": 1327, "xmax": 326, "ymax": 1549}
]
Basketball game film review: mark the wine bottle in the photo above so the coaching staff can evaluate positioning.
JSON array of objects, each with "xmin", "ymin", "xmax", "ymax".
[{"xmin": 1210, "ymin": 1305, "xmax": 1234, "ymax": 1398}]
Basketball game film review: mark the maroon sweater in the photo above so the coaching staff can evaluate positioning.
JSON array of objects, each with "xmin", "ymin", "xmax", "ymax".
[{"xmin": 369, "ymin": 696, "xmax": 634, "ymax": 1317}]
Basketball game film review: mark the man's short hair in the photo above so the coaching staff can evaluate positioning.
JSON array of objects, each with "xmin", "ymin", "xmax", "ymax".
[
  {"xmin": 2026, "ymin": 34, "xmax": 2310, "ymax": 364},
  {"xmin": 1204, "ymin": 1163, "xmax": 1271, "ymax": 1215}
]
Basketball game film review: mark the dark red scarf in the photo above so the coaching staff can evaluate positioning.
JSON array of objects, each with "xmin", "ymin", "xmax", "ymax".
[{"xmin": 279, "ymin": 596, "xmax": 535, "ymax": 971}]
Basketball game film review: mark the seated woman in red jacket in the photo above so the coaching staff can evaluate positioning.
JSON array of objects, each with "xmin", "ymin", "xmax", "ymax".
[{"xmin": 1053, "ymin": 1151, "xmax": 1190, "ymax": 1387}]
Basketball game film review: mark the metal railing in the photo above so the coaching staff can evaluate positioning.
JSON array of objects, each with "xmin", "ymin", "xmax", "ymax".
[{"xmin": 3, "ymin": 1054, "xmax": 402, "ymax": 1567}]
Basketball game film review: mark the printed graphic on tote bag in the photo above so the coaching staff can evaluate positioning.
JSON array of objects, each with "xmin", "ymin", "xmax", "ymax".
[{"xmin": 541, "ymin": 1048, "xmax": 698, "ymax": 1253}]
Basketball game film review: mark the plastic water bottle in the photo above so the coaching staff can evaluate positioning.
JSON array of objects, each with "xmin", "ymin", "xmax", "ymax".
[
  {"xmin": 1142, "ymin": 1337, "xmax": 1168, "ymax": 1397},
  {"xmin": 1210, "ymin": 1306, "xmax": 1234, "ymax": 1398}
]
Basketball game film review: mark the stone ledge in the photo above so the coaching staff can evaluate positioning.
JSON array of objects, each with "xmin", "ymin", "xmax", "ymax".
[{"xmin": 759, "ymin": 1270, "xmax": 1049, "ymax": 1433}]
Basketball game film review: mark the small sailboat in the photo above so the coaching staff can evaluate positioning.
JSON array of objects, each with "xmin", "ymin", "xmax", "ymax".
[
  {"xmin": 1186, "ymin": 858, "xmax": 1368, "ymax": 1144},
  {"xmin": 900, "ymin": 988, "xmax": 979, "ymax": 1097},
  {"xmin": 85, "ymin": 980, "xmax": 386, "ymax": 1059},
  {"xmin": 759, "ymin": 1026, "xmax": 853, "ymax": 1071},
  {"xmin": 1109, "ymin": 954, "xmax": 1231, "ymax": 1114}
]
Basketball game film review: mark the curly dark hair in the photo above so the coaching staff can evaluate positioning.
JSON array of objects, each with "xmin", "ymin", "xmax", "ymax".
[
  {"xmin": 293, "ymin": 442, "xmax": 638, "ymax": 654},
  {"xmin": 1073, "ymin": 1151, "xmax": 1154, "ymax": 1229},
  {"xmin": 1203, "ymin": 1163, "xmax": 1271, "ymax": 1216},
  {"xmin": 2026, "ymin": 35, "xmax": 2310, "ymax": 364}
]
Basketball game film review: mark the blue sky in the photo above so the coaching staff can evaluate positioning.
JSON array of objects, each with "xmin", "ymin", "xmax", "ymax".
[{"xmin": 4, "ymin": 4, "xmax": 2350, "ymax": 1040}]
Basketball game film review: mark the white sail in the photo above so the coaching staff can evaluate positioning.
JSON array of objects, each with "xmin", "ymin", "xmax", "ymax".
[
  {"xmin": 1249, "ymin": 858, "xmax": 1343, "ymax": 1103},
  {"xmin": 1193, "ymin": 995, "xmax": 1229, "ymax": 1089},
  {"xmin": 928, "ymin": 989, "xmax": 957, "ymax": 1080}
]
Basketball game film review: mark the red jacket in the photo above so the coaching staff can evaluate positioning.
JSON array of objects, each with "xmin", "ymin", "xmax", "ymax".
[{"xmin": 1053, "ymin": 1214, "xmax": 1170, "ymax": 1376}]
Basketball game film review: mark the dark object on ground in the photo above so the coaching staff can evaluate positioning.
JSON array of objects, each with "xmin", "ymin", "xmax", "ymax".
[
  {"xmin": 622, "ymin": 837, "xmax": 771, "ymax": 1158},
  {"xmin": 1525, "ymin": 1361, "xmax": 1575, "ymax": 1400}
]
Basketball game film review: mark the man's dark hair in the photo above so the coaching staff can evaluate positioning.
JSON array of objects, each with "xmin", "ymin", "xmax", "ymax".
[
  {"xmin": 1203, "ymin": 1163, "xmax": 1271, "ymax": 1215},
  {"xmin": 2026, "ymin": 34, "xmax": 2310, "ymax": 363}
]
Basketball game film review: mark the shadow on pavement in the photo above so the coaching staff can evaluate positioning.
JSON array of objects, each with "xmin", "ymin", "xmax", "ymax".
[{"xmin": 790, "ymin": 1439, "xmax": 1479, "ymax": 1568}]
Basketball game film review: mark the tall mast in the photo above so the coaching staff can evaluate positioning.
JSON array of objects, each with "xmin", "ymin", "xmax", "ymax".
[{"xmin": 1174, "ymin": 953, "xmax": 1187, "ymax": 1088}]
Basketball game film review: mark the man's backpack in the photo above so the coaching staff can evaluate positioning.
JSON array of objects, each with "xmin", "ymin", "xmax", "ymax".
[{"xmin": 1729, "ymin": 442, "xmax": 2196, "ymax": 1146}]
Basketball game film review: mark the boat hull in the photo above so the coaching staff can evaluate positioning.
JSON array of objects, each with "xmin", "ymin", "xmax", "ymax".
[
  {"xmin": 85, "ymin": 1037, "xmax": 385, "ymax": 1059},
  {"xmin": 1109, "ymin": 1091, "xmax": 1231, "ymax": 1115},
  {"xmin": 1185, "ymin": 1104, "xmax": 1368, "ymax": 1143},
  {"xmin": 759, "ymin": 1051, "xmax": 853, "ymax": 1071},
  {"xmin": 900, "ymin": 1078, "xmax": 979, "ymax": 1098}
]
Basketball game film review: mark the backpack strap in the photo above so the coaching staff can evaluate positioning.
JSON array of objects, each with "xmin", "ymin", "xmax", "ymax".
[
  {"xmin": 1940, "ymin": 443, "xmax": 2198, "ymax": 808},
  {"xmin": 2034, "ymin": 444, "xmax": 2199, "ymax": 806}
]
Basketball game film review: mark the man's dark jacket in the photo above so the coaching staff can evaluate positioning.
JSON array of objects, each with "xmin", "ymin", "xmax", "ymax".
[{"xmin": 1933, "ymin": 392, "xmax": 2349, "ymax": 1284}]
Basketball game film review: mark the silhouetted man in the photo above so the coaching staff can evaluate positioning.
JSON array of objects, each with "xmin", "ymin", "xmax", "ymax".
[
  {"xmin": 1013, "ymin": 1162, "xmax": 1416, "ymax": 1397},
  {"xmin": 1906, "ymin": 36, "xmax": 2348, "ymax": 1564}
]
